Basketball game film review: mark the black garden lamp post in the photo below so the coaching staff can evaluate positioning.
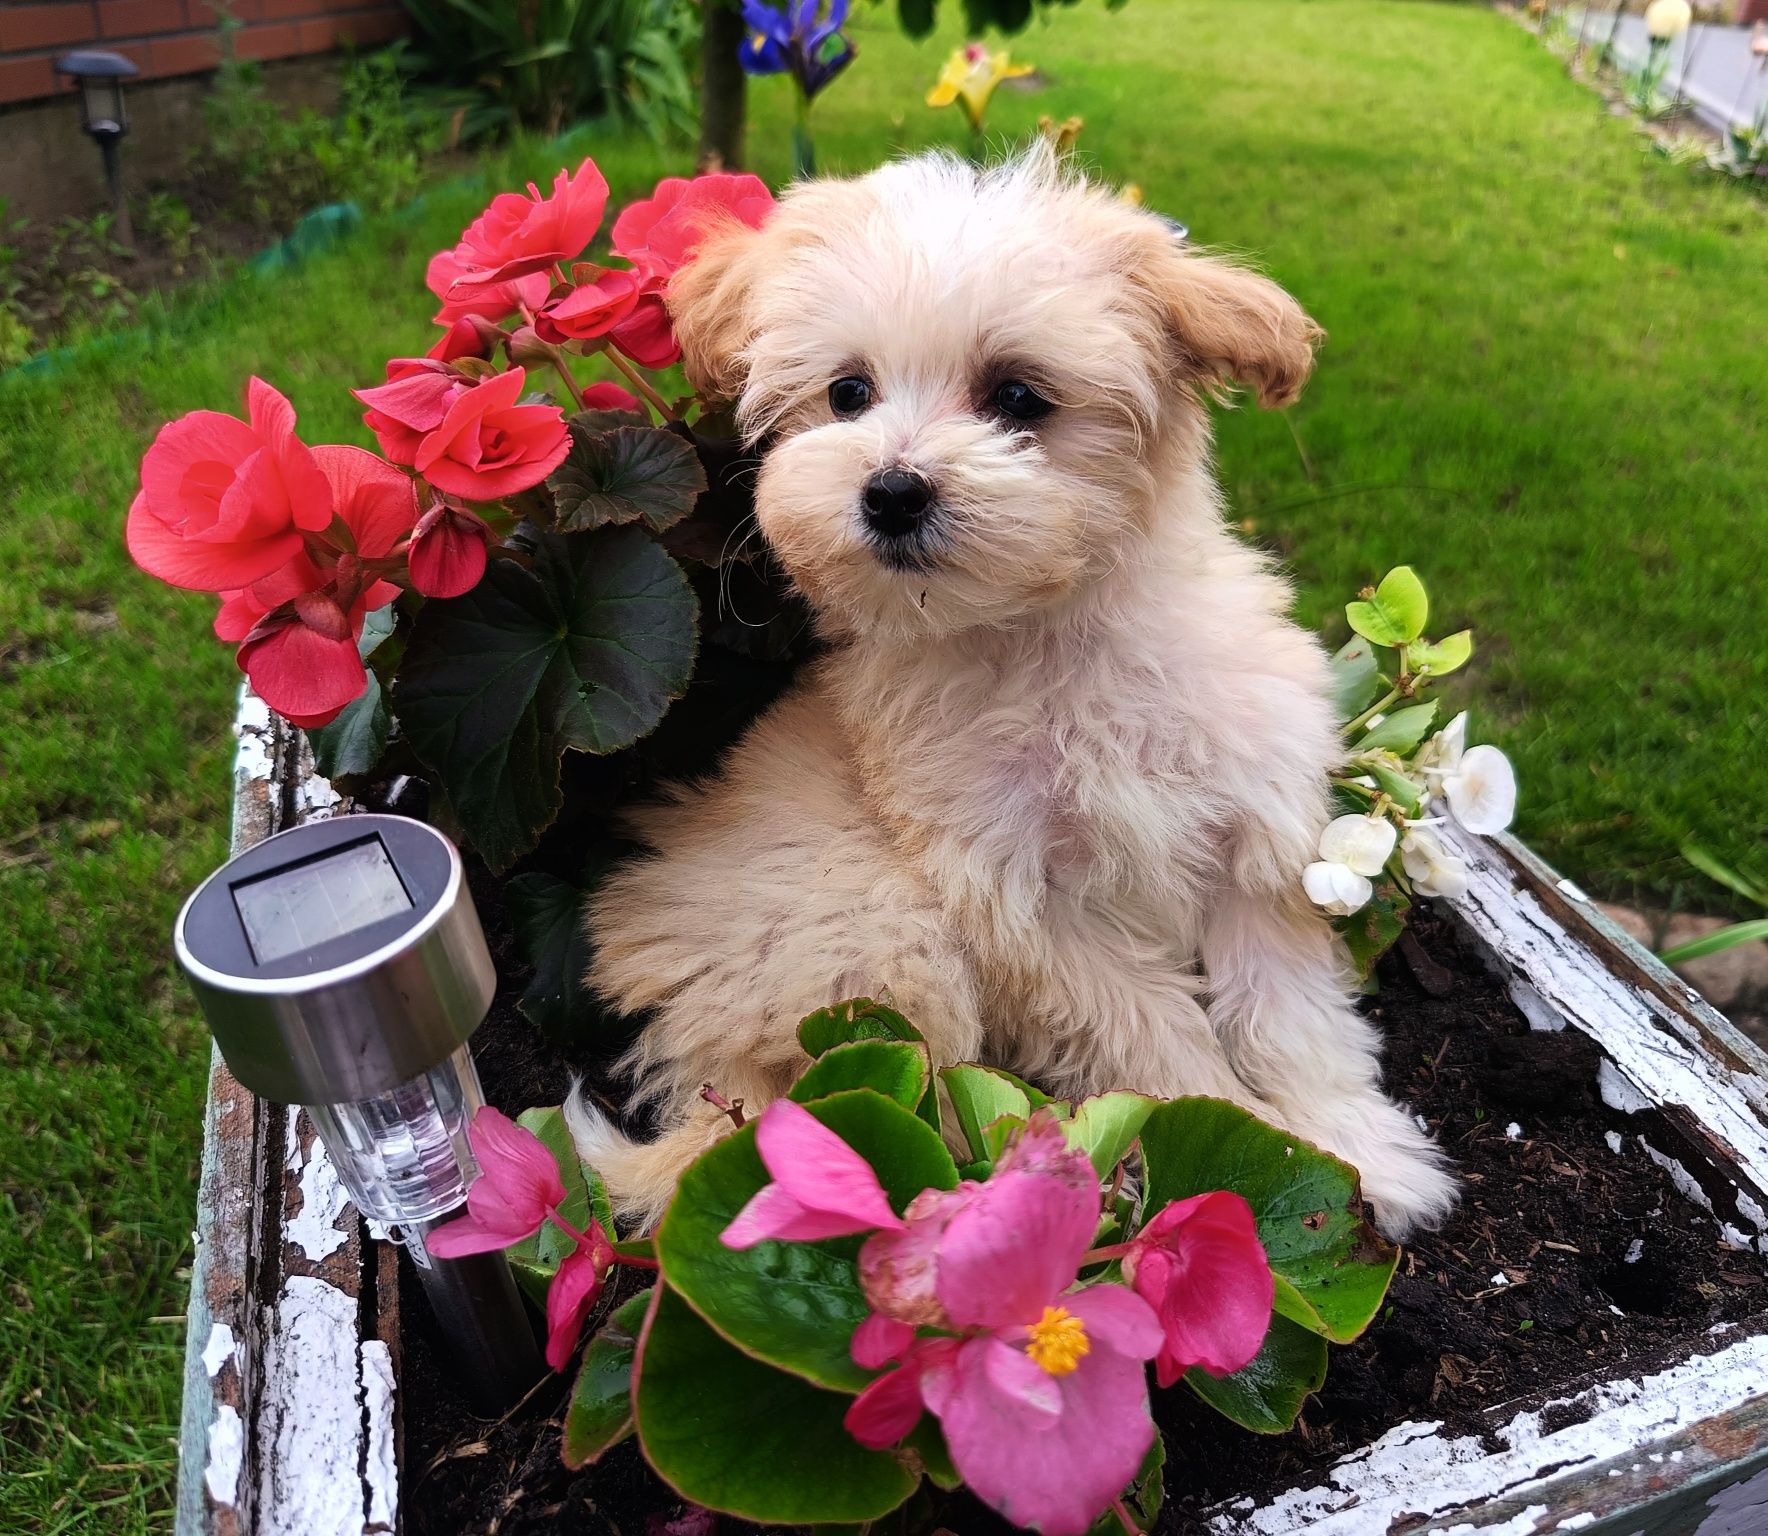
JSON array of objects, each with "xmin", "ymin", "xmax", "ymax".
[{"xmin": 54, "ymin": 50, "xmax": 140, "ymax": 247}]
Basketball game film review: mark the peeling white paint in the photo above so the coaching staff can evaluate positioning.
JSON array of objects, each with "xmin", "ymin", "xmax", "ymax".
[
  {"xmin": 1738, "ymin": 1190, "xmax": 1768, "ymax": 1230},
  {"xmin": 1435, "ymin": 1508, "xmax": 1549, "ymax": 1536},
  {"xmin": 204, "ymin": 1404, "xmax": 243, "ymax": 1506},
  {"xmin": 1598, "ymin": 1058, "xmax": 1653, "ymax": 1117},
  {"xmin": 282, "ymin": 1117, "xmax": 350, "ymax": 1263},
  {"xmin": 201, "ymin": 1322, "xmax": 238, "ymax": 1379},
  {"xmin": 1556, "ymin": 1515, "xmax": 1597, "ymax": 1530},
  {"xmin": 361, "ymin": 1340, "xmax": 399, "ymax": 1531},
  {"xmin": 1605, "ymin": 1131, "xmax": 1625, "ymax": 1155},
  {"xmin": 231, "ymin": 687, "xmax": 274, "ymax": 784},
  {"xmin": 1207, "ymin": 1331, "xmax": 1768, "ymax": 1534},
  {"xmin": 256, "ymin": 1276, "xmax": 370, "ymax": 1536}
]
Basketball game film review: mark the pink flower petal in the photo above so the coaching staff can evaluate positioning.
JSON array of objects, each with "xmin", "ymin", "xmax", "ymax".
[
  {"xmin": 468, "ymin": 1105, "xmax": 568, "ymax": 1235},
  {"xmin": 842, "ymin": 1362, "xmax": 926, "ymax": 1450},
  {"xmin": 850, "ymin": 1312, "xmax": 915, "ymax": 1369},
  {"xmin": 755, "ymin": 1098, "xmax": 903, "ymax": 1233},
  {"xmin": 127, "ymin": 491, "xmax": 301, "ymax": 593},
  {"xmin": 237, "ymin": 620, "xmax": 366, "ymax": 727},
  {"xmin": 933, "ymin": 1169, "xmax": 1099, "ymax": 1331},
  {"xmin": 858, "ymin": 1182, "xmax": 980, "ymax": 1327},
  {"xmin": 426, "ymin": 1209, "xmax": 535, "ymax": 1259},
  {"xmin": 980, "ymin": 1335, "xmax": 1061, "ymax": 1423},
  {"xmin": 580, "ymin": 382, "xmax": 642, "ymax": 414},
  {"xmin": 545, "ymin": 1238, "xmax": 608, "ymax": 1371},
  {"xmin": 720, "ymin": 1181, "xmax": 888, "ymax": 1248},
  {"xmin": 930, "ymin": 1324, "xmax": 1156, "ymax": 1536},
  {"xmin": 1129, "ymin": 1190, "xmax": 1273, "ymax": 1382},
  {"xmin": 313, "ymin": 445, "xmax": 420, "ymax": 560},
  {"xmin": 408, "ymin": 508, "xmax": 490, "ymax": 599}
]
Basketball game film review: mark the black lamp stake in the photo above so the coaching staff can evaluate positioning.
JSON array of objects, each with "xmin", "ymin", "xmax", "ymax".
[{"xmin": 54, "ymin": 51, "xmax": 140, "ymax": 248}]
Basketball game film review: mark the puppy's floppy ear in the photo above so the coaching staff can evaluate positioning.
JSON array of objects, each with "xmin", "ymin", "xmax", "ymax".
[
  {"xmin": 665, "ymin": 220, "xmax": 772, "ymax": 403},
  {"xmin": 1138, "ymin": 237, "xmax": 1323, "ymax": 409}
]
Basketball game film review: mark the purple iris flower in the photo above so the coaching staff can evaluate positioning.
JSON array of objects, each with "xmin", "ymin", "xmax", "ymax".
[{"xmin": 738, "ymin": 0, "xmax": 856, "ymax": 100}]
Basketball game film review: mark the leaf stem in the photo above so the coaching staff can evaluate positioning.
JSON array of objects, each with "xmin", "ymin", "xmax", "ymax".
[
  {"xmin": 550, "ymin": 355, "xmax": 586, "ymax": 411},
  {"xmin": 604, "ymin": 347, "xmax": 677, "ymax": 421},
  {"xmin": 1340, "ymin": 686, "xmax": 1402, "ymax": 739}
]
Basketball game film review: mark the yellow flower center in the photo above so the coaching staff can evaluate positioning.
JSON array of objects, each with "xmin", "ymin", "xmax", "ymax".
[{"xmin": 1024, "ymin": 1306, "xmax": 1090, "ymax": 1376}]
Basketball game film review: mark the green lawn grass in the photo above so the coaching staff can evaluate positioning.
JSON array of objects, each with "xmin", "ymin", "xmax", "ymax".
[{"xmin": 1, "ymin": 2, "xmax": 1763, "ymax": 1528}]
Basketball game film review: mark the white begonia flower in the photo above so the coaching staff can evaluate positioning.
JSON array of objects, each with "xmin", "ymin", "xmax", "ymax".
[
  {"xmin": 1443, "ymin": 744, "xmax": 1517, "ymax": 835},
  {"xmin": 1413, "ymin": 711, "xmax": 1468, "ymax": 779},
  {"xmin": 1303, "ymin": 860, "xmax": 1374, "ymax": 916},
  {"xmin": 1401, "ymin": 826, "xmax": 1471, "ymax": 900},
  {"xmin": 1317, "ymin": 813, "xmax": 1398, "ymax": 878}
]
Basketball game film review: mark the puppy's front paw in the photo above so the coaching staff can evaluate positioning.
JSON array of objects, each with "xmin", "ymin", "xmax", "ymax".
[{"xmin": 1355, "ymin": 1128, "xmax": 1458, "ymax": 1242}]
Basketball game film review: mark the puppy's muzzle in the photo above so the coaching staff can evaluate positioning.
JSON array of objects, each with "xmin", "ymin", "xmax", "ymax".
[{"xmin": 861, "ymin": 467, "xmax": 935, "ymax": 540}]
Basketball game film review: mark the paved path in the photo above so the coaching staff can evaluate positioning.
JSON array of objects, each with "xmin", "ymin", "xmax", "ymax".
[{"xmin": 1567, "ymin": 11, "xmax": 1767, "ymax": 132}]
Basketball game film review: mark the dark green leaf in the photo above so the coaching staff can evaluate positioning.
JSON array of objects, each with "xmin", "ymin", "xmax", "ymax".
[
  {"xmin": 1085, "ymin": 1432, "xmax": 1165, "ymax": 1535},
  {"xmin": 550, "ymin": 424, "xmax": 708, "ymax": 535},
  {"xmin": 567, "ymin": 406, "xmax": 649, "ymax": 438},
  {"xmin": 634, "ymin": 1284, "xmax": 918, "ymax": 1523},
  {"xmin": 1141, "ymin": 1098, "xmax": 1398, "ymax": 1344},
  {"xmin": 306, "ymin": 671, "xmax": 390, "ymax": 779},
  {"xmin": 788, "ymin": 1039, "xmax": 931, "ymax": 1112},
  {"xmin": 505, "ymin": 868, "xmax": 597, "ymax": 1043},
  {"xmin": 798, "ymin": 997, "xmax": 925, "ymax": 1056},
  {"xmin": 1339, "ymin": 881, "xmax": 1411, "ymax": 981},
  {"xmin": 655, "ymin": 1090, "xmax": 958, "ymax": 1391},
  {"xmin": 1184, "ymin": 1314, "xmax": 1327, "ymax": 1432},
  {"xmin": 393, "ymin": 527, "xmax": 697, "ymax": 871},
  {"xmin": 562, "ymin": 1288, "xmax": 651, "ymax": 1468},
  {"xmin": 1358, "ymin": 702, "xmax": 1438, "ymax": 755},
  {"xmin": 896, "ymin": 0, "xmax": 935, "ymax": 36},
  {"xmin": 1329, "ymin": 636, "xmax": 1383, "ymax": 721}
]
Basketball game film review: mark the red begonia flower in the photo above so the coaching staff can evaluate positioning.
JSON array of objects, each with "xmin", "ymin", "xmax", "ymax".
[
  {"xmin": 354, "ymin": 360, "xmax": 468, "ymax": 467},
  {"xmin": 426, "ymin": 247, "xmax": 551, "ymax": 327},
  {"xmin": 611, "ymin": 172, "xmax": 774, "ymax": 281},
  {"xmin": 534, "ymin": 265, "xmax": 644, "ymax": 344},
  {"xmin": 411, "ymin": 367, "xmax": 571, "ymax": 501},
  {"xmin": 127, "ymin": 377, "xmax": 331, "ymax": 592},
  {"xmin": 445, "ymin": 159, "xmax": 610, "ymax": 292},
  {"xmin": 407, "ymin": 503, "xmax": 491, "ymax": 599}
]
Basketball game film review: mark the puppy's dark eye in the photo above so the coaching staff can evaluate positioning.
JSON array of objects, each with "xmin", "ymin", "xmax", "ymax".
[
  {"xmin": 992, "ymin": 380, "xmax": 1055, "ymax": 423},
  {"xmin": 829, "ymin": 376, "xmax": 872, "ymax": 417}
]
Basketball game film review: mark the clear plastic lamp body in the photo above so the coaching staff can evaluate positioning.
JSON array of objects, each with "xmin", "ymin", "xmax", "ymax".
[{"xmin": 304, "ymin": 1042, "xmax": 485, "ymax": 1262}]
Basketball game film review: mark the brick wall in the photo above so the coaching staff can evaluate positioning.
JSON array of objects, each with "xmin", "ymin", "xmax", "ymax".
[{"xmin": 0, "ymin": 0, "xmax": 407, "ymax": 107}]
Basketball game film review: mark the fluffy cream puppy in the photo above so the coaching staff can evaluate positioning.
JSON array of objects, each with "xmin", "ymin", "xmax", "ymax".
[{"xmin": 567, "ymin": 146, "xmax": 1455, "ymax": 1238}]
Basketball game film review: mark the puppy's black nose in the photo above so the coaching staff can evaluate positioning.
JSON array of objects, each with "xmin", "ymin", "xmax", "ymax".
[{"xmin": 861, "ymin": 467, "xmax": 934, "ymax": 539}]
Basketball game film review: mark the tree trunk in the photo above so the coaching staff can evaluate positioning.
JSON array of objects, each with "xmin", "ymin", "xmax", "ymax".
[{"xmin": 697, "ymin": 0, "xmax": 749, "ymax": 171}]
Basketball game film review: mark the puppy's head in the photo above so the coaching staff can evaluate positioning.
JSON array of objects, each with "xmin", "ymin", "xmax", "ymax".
[{"xmin": 669, "ymin": 147, "xmax": 1320, "ymax": 640}]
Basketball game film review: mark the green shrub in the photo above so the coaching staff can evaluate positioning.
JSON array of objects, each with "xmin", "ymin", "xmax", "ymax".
[{"xmin": 397, "ymin": 0, "xmax": 696, "ymax": 143}]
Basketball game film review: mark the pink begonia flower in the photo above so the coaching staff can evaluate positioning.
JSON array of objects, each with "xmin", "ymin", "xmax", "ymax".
[
  {"xmin": 412, "ymin": 367, "xmax": 571, "ymax": 501},
  {"xmin": 1122, "ymin": 1191, "xmax": 1273, "ymax": 1385},
  {"xmin": 225, "ymin": 446, "xmax": 413, "ymax": 727},
  {"xmin": 580, "ymin": 381, "xmax": 643, "ymax": 415},
  {"xmin": 445, "ymin": 159, "xmax": 611, "ymax": 292},
  {"xmin": 426, "ymin": 247, "xmax": 551, "ymax": 327},
  {"xmin": 720, "ymin": 1098, "xmax": 906, "ymax": 1249},
  {"xmin": 534, "ymin": 265, "xmax": 644, "ymax": 344},
  {"xmin": 603, "ymin": 172, "xmax": 773, "ymax": 369},
  {"xmin": 611, "ymin": 172, "xmax": 774, "ymax": 283},
  {"xmin": 843, "ymin": 1115, "xmax": 1162, "ymax": 1536},
  {"xmin": 609, "ymin": 295, "xmax": 682, "ymax": 369},
  {"xmin": 354, "ymin": 360, "xmax": 469, "ymax": 468},
  {"xmin": 407, "ymin": 502, "xmax": 492, "ymax": 600},
  {"xmin": 428, "ymin": 1106, "xmax": 568, "ymax": 1256},
  {"xmin": 127, "ymin": 376, "xmax": 333, "ymax": 592},
  {"xmin": 546, "ymin": 1224, "xmax": 618, "ymax": 1371},
  {"xmin": 426, "ymin": 314, "xmax": 501, "ymax": 363}
]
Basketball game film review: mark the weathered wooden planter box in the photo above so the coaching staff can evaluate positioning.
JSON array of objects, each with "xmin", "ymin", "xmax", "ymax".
[{"xmin": 175, "ymin": 692, "xmax": 1768, "ymax": 1536}]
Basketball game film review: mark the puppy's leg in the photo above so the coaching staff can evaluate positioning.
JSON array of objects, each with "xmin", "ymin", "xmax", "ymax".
[
  {"xmin": 1203, "ymin": 887, "xmax": 1456, "ymax": 1239},
  {"xmin": 1010, "ymin": 903, "xmax": 1280, "ymax": 1118},
  {"xmin": 577, "ymin": 694, "xmax": 984, "ymax": 1229}
]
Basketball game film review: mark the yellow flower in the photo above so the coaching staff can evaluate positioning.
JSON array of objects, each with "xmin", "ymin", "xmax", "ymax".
[{"xmin": 927, "ymin": 43, "xmax": 1035, "ymax": 135}]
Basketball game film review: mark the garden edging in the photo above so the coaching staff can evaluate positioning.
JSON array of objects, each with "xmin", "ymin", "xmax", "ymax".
[{"xmin": 173, "ymin": 689, "xmax": 1768, "ymax": 1536}]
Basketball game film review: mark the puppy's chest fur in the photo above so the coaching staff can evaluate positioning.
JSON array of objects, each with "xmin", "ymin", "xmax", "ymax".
[{"xmin": 835, "ymin": 625, "xmax": 1239, "ymax": 958}]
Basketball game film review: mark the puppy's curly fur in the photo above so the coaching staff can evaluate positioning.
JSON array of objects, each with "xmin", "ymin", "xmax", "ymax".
[{"xmin": 566, "ymin": 147, "xmax": 1455, "ymax": 1238}]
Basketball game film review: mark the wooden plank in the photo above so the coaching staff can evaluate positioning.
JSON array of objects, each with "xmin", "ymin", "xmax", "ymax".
[
  {"xmin": 1207, "ymin": 1319, "xmax": 1768, "ymax": 1534},
  {"xmin": 1441, "ymin": 825, "xmax": 1768, "ymax": 1253},
  {"xmin": 175, "ymin": 689, "xmax": 400, "ymax": 1536}
]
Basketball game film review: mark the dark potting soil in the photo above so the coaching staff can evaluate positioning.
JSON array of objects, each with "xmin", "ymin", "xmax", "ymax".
[{"xmin": 399, "ymin": 883, "xmax": 1768, "ymax": 1536}]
